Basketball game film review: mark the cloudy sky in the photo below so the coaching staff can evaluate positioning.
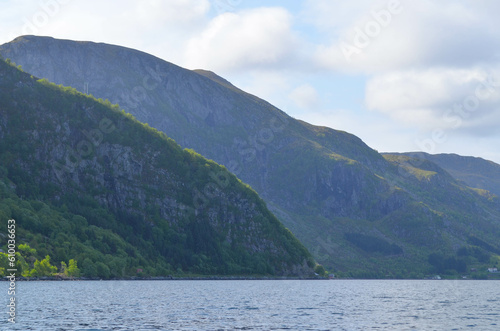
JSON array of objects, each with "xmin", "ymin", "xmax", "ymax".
[{"xmin": 1, "ymin": 0, "xmax": 500, "ymax": 163}]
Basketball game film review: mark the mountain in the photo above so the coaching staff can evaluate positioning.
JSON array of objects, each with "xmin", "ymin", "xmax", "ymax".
[
  {"xmin": 387, "ymin": 152, "xmax": 500, "ymax": 197},
  {"xmin": 2, "ymin": 35, "xmax": 500, "ymax": 278},
  {"xmin": 0, "ymin": 56, "xmax": 316, "ymax": 278}
]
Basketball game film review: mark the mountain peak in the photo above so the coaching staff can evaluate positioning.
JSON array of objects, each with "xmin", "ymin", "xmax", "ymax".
[
  {"xmin": 3, "ymin": 36, "xmax": 500, "ymax": 278},
  {"xmin": 0, "ymin": 57, "xmax": 316, "ymax": 277}
]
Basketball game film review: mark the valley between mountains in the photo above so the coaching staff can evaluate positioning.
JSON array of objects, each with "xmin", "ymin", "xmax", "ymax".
[{"xmin": 1, "ymin": 35, "xmax": 499, "ymax": 278}]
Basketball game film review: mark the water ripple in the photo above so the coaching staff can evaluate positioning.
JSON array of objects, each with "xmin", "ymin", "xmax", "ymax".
[{"xmin": 2, "ymin": 280, "xmax": 499, "ymax": 330}]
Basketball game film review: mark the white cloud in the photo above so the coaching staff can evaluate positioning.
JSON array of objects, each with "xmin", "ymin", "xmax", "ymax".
[
  {"xmin": 366, "ymin": 68, "xmax": 500, "ymax": 131},
  {"xmin": 2, "ymin": 0, "xmax": 500, "ymax": 163},
  {"xmin": 366, "ymin": 69, "xmax": 482, "ymax": 113},
  {"xmin": 184, "ymin": 7, "xmax": 297, "ymax": 72},
  {"xmin": 309, "ymin": 0, "xmax": 500, "ymax": 74},
  {"xmin": 1, "ymin": 0, "xmax": 211, "ymax": 63},
  {"xmin": 302, "ymin": 0, "xmax": 380, "ymax": 33},
  {"xmin": 289, "ymin": 84, "xmax": 319, "ymax": 110},
  {"xmin": 300, "ymin": 0, "xmax": 500, "ymax": 163}
]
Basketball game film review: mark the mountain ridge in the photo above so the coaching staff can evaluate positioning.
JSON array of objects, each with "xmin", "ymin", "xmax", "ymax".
[
  {"xmin": 0, "ymin": 57, "xmax": 316, "ymax": 278},
  {"xmin": 2, "ymin": 35, "xmax": 500, "ymax": 278},
  {"xmin": 385, "ymin": 152, "xmax": 500, "ymax": 197}
]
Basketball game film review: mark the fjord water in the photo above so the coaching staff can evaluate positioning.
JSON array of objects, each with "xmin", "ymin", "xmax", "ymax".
[{"xmin": 3, "ymin": 280, "xmax": 499, "ymax": 330}]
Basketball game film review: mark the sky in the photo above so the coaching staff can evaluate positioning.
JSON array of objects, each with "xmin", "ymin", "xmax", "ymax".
[{"xmin": 1, "ymin": 0, "xmax": 500, "ymax": 164}]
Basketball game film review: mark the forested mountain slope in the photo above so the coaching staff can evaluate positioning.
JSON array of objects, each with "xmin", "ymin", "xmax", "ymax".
[
  {"xmin": 3, "ymin": 36, "xmax": 500, "ymax": 278},
  {"xmin": 0, "ymin": 57, "xmax": 316, "ymax": 278}
]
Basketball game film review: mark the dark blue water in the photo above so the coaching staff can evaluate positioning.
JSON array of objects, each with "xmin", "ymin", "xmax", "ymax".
[{"xmin": 2, "ymin": 280, "xmax": 499, "ymax": 330}]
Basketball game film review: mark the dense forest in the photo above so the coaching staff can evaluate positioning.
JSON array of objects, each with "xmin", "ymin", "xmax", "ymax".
[{"xmin": 0, "ymin": 58, "xmax": 318, "ymax": 278}]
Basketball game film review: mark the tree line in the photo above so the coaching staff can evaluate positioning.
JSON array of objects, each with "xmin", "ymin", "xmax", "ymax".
[{"xmin": 0, "ymin": 244, "xmax": 80, "ymax": 278}]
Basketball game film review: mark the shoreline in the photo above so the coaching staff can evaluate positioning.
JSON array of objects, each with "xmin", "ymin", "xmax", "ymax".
[
  {"xmin": 3, "ymin": 275, "xmax": 499, "ymax": 281},
  {"xmin": 2, "ymin": 275, "xmax": 329, "ymax": 281}
]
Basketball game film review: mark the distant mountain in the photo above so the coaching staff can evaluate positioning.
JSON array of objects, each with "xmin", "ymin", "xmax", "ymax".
[
  {"xmin": 2, "ymin": 35, "xmax": 500, "ymax": 278},
  {"xmin": 387, "ymin": 152, "xmax": 500, "ymax": 197},
  {"xmin": 0, "ymin": 57, "xmax": 316, "ymax": 278}
]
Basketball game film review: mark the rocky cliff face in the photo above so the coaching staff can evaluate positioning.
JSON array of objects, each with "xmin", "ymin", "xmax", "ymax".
[
  {"xmin": 0, "ymin": 57, "xmax": 315, "ymax": 276},
  {"xmin": 3, "ymin": 36, "xmax": 500, "ymax": 277}
]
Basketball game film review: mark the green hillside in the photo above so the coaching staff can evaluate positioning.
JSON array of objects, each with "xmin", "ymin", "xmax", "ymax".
[
  {"xmin": 388, "ymin": 152, "xmax": 500, "ymax": 197},
  {"xmin": 0, "ymin": 57, "xmax": 316, "ymax": 278},
  {"xmin": 2, "ymin": 36, "xmax": 500, "ymax": 278}
]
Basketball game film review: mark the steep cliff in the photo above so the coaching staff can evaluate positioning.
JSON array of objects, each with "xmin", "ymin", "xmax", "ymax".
[
  {"xmin": 2, "ymin": 36, "xmax": 500, "ymax": 277},
  {"xmin": 0, "ymin": 57, "xmax": 315, "ymax": 277}
]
